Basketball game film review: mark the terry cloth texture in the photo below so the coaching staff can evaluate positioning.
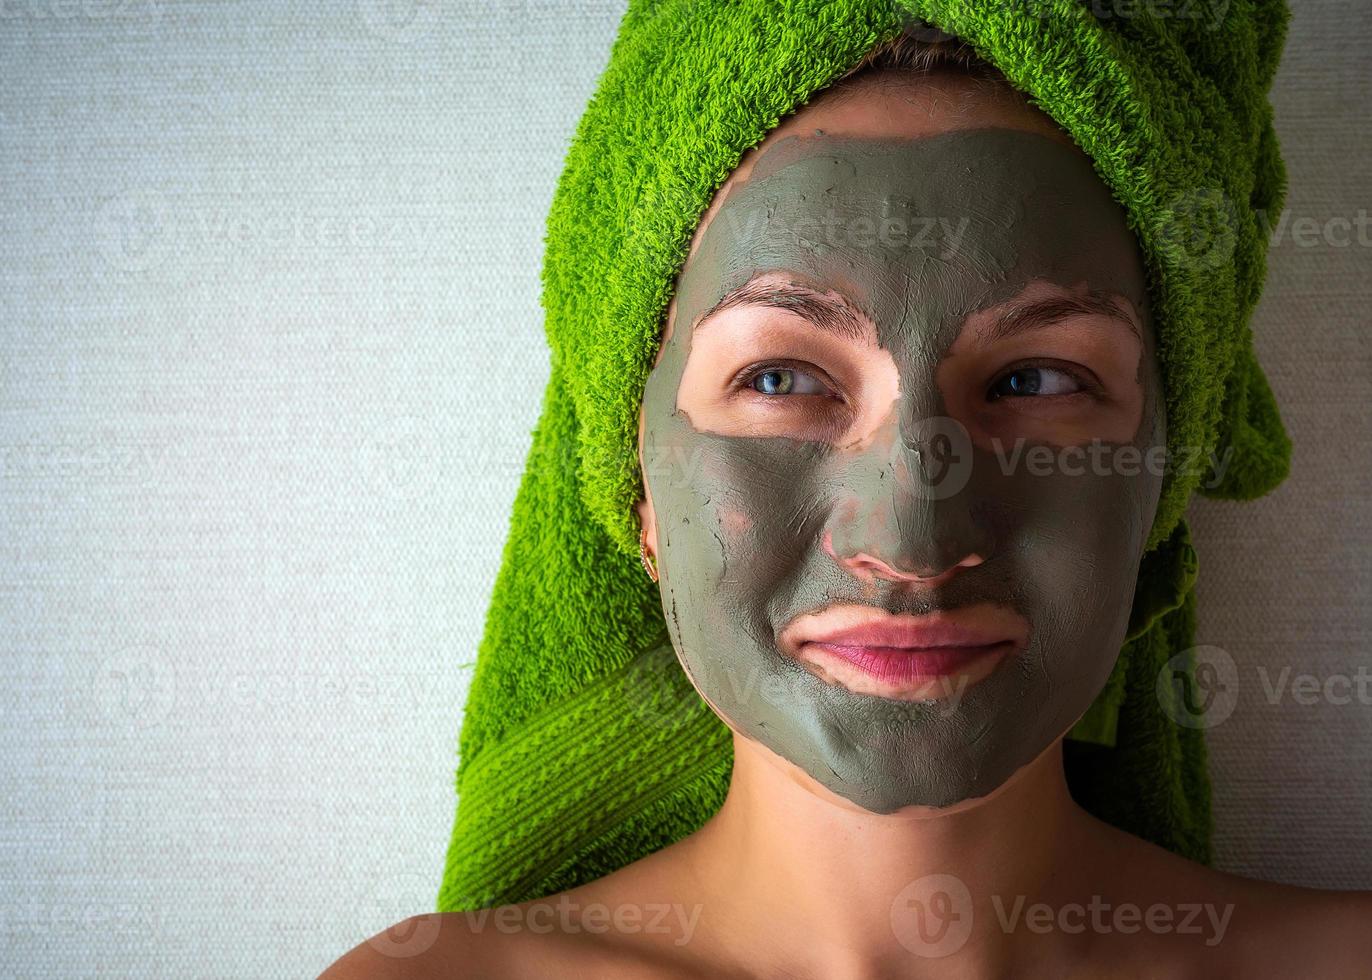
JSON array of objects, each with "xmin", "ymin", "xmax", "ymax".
[{"xmin": 438, "ymin": 0, "xmax": 1292, "ymax": 911}]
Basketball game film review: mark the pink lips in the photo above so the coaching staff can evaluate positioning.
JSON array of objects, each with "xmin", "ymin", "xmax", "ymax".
[{"xmin": 780, "ymin": 604, "xmax": 1029, "ymax": 700}]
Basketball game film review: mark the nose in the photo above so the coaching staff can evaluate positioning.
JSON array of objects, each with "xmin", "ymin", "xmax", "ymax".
[
  {"xmin": 823, "ymin": 437, "xmax": 995, "ymax": 587},
  {"xmin": 827, "ymin": 530, "xmax": 985, "ymax": 586}
]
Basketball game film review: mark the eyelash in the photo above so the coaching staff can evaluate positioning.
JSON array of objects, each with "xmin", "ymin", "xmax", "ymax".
[
  {"xmin": 730, "ymin": 360, "xmax": 845, "ymax": 401},
  {"xmin": 986, "ymin": 359, "xmax": 1104, "ymax": 402},
  {"xmin": 728, "ymin": 358, "xmax": 1105, "ymax": 404}
]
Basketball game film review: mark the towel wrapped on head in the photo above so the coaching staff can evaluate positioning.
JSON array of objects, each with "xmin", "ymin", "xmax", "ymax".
[{"xmin": 438, "ymin": 0, "xmax": 1291, "ymax": 913}]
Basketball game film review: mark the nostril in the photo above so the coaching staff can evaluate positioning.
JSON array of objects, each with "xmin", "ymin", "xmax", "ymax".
[
  {"xmin": 844, "ymin": 549, "xmax": 980, "ymax": 586},
  {"xmin": 820, "ymin": 529, "xmax": 988, "ymax": 586}
]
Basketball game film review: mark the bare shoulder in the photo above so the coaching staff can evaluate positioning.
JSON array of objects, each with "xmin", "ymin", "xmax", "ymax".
[
  {"xmin": 316, "ymin": 909, "xmax": 602, "ymax": 979},
  {"xmin": 317, "ymin": 833, "xmax": 720, "ymax": 978},
  {"xmin": 1219, "ymin": 877, "xmax": 1372, "ymax": 976},
  {"xmin": 1099, "ymin": 823, "xmax": 1372, "ymax": 977},
  {"xmin": 316, "ymin": 899, "xmax": 712, "ymax": 980},
  {"xmin": 316, "ymin": 913, "xmax": 490, "ymax": 980}
]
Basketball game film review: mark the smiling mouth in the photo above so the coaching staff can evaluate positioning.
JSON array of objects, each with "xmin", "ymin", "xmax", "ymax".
[{"xmin": 780, "ymin": 603, "xmax": 1029, "ymax": 702}]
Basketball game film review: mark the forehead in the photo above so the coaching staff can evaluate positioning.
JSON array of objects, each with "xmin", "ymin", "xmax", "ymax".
[
  {"xmin": 679, "ymin": 73, "xmax": 1072, "ymax": 271},
  {"xmin": 661, "ymin": 75, "xmax": 1147, "ymax": 350},
  {"xmin": 669, "ymin": 129, "xmax": 1148, "ymax": 354}
]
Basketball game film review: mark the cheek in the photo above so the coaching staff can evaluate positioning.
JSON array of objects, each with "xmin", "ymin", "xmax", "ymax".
[
  {"xmin": 661, "ymin": 440, "xmax": 813, "ymax": 571},
  {"xmin": 720, "ymin": 509, "xmax": 752, "ymax": 537},
  {"xmin": 647, "ymin": 427, "xmax": 765, "ymax": 583},
  {"xmin": 650, "ymin": 430, "xmax": 827, "ymax": 633},
  {"xmin": 1000, "ymin": 468, "xmax": 1159, "ymax": 654}
]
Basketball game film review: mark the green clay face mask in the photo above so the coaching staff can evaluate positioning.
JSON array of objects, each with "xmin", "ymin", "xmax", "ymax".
[{"xmin": 640, "ymin": 127, "xmax": 1166, "ymax": 812}]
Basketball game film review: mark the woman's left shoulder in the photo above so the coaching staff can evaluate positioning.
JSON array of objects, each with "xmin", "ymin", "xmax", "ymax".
[
  {"xmin": 1240, "ymin": 878, "xmax": 1372, "ymax": 955},
  {"xmin": 1096, "ymin": 824, "xmax": 1372, "ymax": 975},
  {"xmin": 1138, "ymin": 841, "xmax": 1372, "ymax": 975},
  {"xmin": 1228, "ymin": 878, "xmax": 1372, "ymax": 974}
]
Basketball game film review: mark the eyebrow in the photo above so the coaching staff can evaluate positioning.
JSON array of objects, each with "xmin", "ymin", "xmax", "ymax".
[
  {"xmin": 695, "ymin": 275, "xmax": 1141, "ymax": 344},
  {"xmin": 695, "ymin": 276, "xmax": 869, "ymax": 343},
  {"xmin": 985, "ymin": 291, "xmax": 1142, "ymax": 344}
]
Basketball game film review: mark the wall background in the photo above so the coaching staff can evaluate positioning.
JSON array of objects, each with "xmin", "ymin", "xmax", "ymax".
[{"xmin": 1, "ymin": 1, "xmax": 1367, "ymax": 976}]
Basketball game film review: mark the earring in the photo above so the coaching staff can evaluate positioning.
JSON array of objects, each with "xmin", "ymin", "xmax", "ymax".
[{"xmin": 639, "ymin": 523, "xmax": 659, "ymax": 583}]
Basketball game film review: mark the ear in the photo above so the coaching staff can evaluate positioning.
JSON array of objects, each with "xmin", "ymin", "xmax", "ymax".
[{"xmin": 634, "ymin": 492, "xmax": 658, "ymax": 559}]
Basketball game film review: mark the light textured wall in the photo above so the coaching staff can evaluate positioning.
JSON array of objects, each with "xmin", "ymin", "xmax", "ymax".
[
  {"xmin": 1190, "ymin": 1, "xmax": 1372, "ymax": 889},
  {"xmin": 0, "ymin": 2, "xmax": 1366, "ymax": 976}
]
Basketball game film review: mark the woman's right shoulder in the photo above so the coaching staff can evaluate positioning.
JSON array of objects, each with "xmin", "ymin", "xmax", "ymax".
[
  {"xmin": 316, "ymin": 911, "xmax": 545, "ymax": 980},
  {"xmin": 316, "ymin": 905, "xmax": 699, "ymax": 980}
]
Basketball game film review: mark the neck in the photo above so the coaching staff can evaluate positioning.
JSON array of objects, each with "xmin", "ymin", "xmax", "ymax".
[{"xmin": 680, "ymin": 732, "xmax": 1107, "ymax": 979}]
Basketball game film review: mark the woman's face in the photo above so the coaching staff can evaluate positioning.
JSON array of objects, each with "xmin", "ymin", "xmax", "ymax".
[{"xmin": 636, "ymin": 75, "xmax": 1165, "ymax": 812}]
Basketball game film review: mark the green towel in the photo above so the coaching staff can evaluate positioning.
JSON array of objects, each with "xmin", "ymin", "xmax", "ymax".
[{"xmin": 438, "ymin": 0, "xmax": 1291, "ymax": 912}]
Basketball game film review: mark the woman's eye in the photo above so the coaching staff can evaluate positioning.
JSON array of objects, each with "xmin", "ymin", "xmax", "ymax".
[
  {"xmin": 987, "ymin": 366, "xmax": 1088, "ymax": 400},
  {"xmin": 746, "ymin": 367, "xmax": 833, "ymax": 397}
]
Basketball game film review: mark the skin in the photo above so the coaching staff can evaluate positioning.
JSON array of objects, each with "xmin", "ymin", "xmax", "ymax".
[{"xmin": 321, "ymin": 72, "xmax": 1372, "ymax": 980}]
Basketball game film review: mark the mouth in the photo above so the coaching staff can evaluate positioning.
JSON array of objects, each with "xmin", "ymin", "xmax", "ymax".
[{"xmin": 778, "ymin": 603, "xmax": 1029, "ymax": 702}]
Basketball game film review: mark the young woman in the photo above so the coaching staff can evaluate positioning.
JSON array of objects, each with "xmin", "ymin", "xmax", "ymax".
[{"xmin": 324, "ymin": 20, "xmax": 1371, "ymax": 980}]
